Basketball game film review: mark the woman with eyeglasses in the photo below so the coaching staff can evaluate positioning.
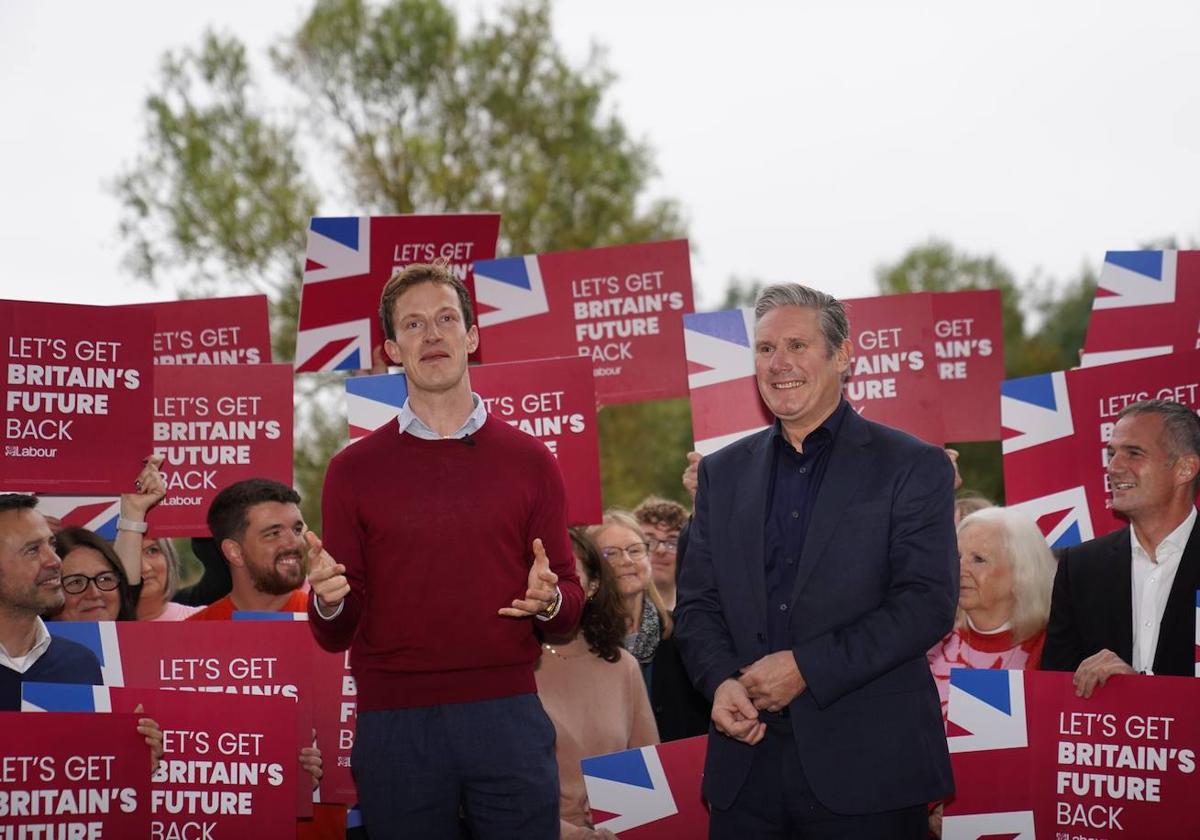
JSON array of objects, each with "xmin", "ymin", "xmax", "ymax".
[
  {"xmin": 48, "ymin": 527, "xmax": 138, "ymax": 622},
  {"xmin": 587, "ymin": 510, "xmax": 673, "ymax": 687}
]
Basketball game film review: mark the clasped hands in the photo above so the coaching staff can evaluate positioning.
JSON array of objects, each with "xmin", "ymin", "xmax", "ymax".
[{"xmin": 711, "ymin": 651, "xmax": 806, "ymax": 746}]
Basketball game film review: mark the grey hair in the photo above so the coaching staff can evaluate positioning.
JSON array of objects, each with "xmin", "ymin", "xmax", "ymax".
[
  {"xmin": 753, "ymin": 283, "xmax": 850, "ymax": 356},
  {"xmin": 956, "ymin": 507, "xmax": 1056, "ymax": 643},
  {"xmin": 1117, "ymin": 399, "xmax": 1200, "ymax": 495}
]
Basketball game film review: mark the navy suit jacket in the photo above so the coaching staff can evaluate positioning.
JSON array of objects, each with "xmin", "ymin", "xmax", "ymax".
[
  {"xmin": 674, "ymin": 408, "xmax": 958, "ymax": 814},
  {"xmin": 1042, "ymin": 518, "xmax": 1200, "ymax": 675}
]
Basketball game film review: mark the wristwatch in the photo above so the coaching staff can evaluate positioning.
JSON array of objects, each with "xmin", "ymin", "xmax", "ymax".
[{"xmin": 536, "ymin": 587, "xmax": 563, "ymax": 621}]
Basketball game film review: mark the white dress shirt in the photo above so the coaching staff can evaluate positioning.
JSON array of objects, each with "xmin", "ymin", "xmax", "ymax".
[
  {"xmin": 0, "ymin": 617, "xmax": 53, "ymax": 674},
  {"xmin": 1130, "ymin": 506, "xmax": 1197, "ymax": 673}
]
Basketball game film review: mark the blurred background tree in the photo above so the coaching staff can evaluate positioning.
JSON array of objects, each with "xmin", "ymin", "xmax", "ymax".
[
  {"xmin": 116, "ymin": 0, "xmax": 1134, "ymax": 526},
  {"xmin": 116, "ymin": 0, "xmax": 686, "ymax": 527}
]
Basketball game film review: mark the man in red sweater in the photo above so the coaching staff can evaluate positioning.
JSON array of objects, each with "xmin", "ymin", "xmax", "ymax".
[{"xmin": 308, "ymin": 263, "xmax": 584, "ymax": 839}]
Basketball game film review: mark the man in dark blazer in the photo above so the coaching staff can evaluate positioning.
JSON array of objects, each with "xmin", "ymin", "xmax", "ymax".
[
  {"xmin": 674, "ymin": 283, "xmax": 958, "ymax": 838},
  {"xmin": 1043, "ymin": 400, "xmax": 1200, "ymax": 695}
]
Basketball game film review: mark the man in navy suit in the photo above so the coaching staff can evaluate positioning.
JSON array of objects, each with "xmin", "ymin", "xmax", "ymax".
[
  {"xmin": 1042, "ymin": 400, "xmax": 1200, "ymax": 693},
  {"xmin": 675, "ymin": 283, "xmax": 958, "ymax": 838}
]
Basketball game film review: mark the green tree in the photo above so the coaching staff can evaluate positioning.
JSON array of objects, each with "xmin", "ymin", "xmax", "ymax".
[{"xmin": 115, "ymin": 0, "xmax": 686, "ymax": 527}]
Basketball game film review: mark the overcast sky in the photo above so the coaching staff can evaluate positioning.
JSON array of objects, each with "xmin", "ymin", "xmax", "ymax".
[{"xmin": 3, "ymin": 1, "xmax": 1198, "ymax": 311}]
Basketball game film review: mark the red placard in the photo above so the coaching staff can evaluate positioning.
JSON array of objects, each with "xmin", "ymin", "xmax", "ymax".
[
  {"xmin": 474, "ymin": 239, "xmax": 695, "ymax": 404},
  {"xmin": 1081, "ymin": 250, "xmax": 1200, "ymax": 367},
  {"xmin": 932, "ymin": 289, "xmax": 1005, "ymax": 441},
  {"xmin": 0, "ymin": 711, "xmax": 150, "ymax": 838},
  {"xmin": 124, "ymin": 295, "xmax": 272, "ymax": 365},
  {"xmin": 842, "ymin": 292, "xmax": 944, "ymax": 443},
  {"xmin": 945, "ymin": 669, "xmax": 1200, "ymax": 839},
  {"xmin": 1, "ymin": 299, "xmax": 154, "ymax": 492},
  {"xmin": 345, "ymin": 356, "xmax": 602, "ymax": 525},
  {"xmin": 20, "ymin": 683, "xmax": 299, "ymax": 840},
  {"xmin": 295, "ymin": 214, "xmax": 501, "ymax": 372},
  {"xmin": 1000, "ymin": 351, "xmax": 1200, "ymax": 548},
  {"xmin": 44, "ymin": 620, "xmax": 317, "ymax": 817},
  {"xmin": 231, "ymin": 612, "xmax": 358, "ymax": 806},
  {"xmin": 149, "ymin": 364, "xmax": 294, "ymax": 536}
]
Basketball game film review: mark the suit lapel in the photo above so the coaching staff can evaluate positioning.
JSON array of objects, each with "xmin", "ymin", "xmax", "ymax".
[
  {"xmin": 1153, "ymin": 515, "xmax": 1200, "ymax": 675},
  {"xmin": 731, "ymin": 432, "xmax": 773, "ymax": 615},
  {"xmin": 792, "ymin": 410, "xmax": 875, "ymax": 601},
  {"xmin": 1110, "ymin": 533, "xmax": 1135, "ymax": 666}
]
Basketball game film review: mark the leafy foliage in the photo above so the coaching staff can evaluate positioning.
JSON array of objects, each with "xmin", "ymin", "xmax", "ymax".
[{"xmin": 115, "ymin": 0, "xmax": 687, "ymax": 527}]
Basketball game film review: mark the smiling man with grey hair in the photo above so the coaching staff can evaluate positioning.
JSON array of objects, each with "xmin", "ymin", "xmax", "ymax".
[
  {"xmin": 675, "ymin": 282, "xmax": 958, "ymax": 838},
  {"xmin": 1043, "ymin": 399, "xmax": 1200, "ymax": 694}
]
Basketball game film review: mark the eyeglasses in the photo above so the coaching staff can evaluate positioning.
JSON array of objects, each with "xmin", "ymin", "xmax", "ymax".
[
  {"xmin": 646, "ymin": 538, "xmax": 678, "ymax": 552},
  {"xmin": 600, "ymin": 543, "xmax": 649, "ymax": 562},
  {"xmin": 61, "ymin": 572, "xmax": 121, "ymax": 595}
]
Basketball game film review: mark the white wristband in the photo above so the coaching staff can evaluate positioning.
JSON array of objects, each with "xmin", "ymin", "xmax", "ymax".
[{"xmin": 116, "ymin": 517, "xmax": 149, "ymax": 534}]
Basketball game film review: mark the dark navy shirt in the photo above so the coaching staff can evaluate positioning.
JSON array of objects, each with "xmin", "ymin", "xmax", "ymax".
[{"xmin": 763, "ymin": 399, "xmax": 848, "ymax": 653}]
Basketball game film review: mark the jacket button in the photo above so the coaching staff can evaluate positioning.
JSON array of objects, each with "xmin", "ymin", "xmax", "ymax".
[{"xmin": 756, "ymin": 632, "xmax": 766, "ymax": 642}]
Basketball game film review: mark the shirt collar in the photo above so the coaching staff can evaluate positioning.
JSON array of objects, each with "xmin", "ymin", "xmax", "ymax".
[
  {"xmin": 771, "ymin": 398, "xmax": 848, "ymax": 452},
  {"xmin": 398, "ymin": 392, "xmax": 487, "ymax": 440},
  {"xmin": 0, "ymin": 616, "xmax": 53, "ymax": 672},
  {"xmin": 1130, "ymin": 506, "xmax": 1197, "ymax": 562}
]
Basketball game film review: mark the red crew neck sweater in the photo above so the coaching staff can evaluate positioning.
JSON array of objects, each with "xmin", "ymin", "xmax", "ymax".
[{"xmin": 309, "ymin": 416, "xmax": 583, "ymax": 711}]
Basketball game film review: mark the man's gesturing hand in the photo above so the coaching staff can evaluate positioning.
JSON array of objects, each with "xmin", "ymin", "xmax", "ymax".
[
  {"xmin": 1073, "ymin": 648, "xmax": 1135, "ymax": 698},
  {"xmin": 498, "ymin": 538, "xmax": 559, "ymax": 618},
  {"xmin": 712, "ymin": 678, "xmax": 765, "ymax": 745},
  {"xmin": 739, "ymin": 651, "xmax": 807, "ymax": 712},
  {"xmin": 305, "ymin": 531, "xmax": 349, "ymax": 610}
]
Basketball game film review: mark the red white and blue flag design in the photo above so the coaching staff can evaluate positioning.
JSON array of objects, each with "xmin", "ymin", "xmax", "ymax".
[
  {"xmin": 581, "ymin": 736, "xmax": 707, "ymax": 838},
  {"xmin": 1081, "ymin": 250, "xmax": 1200, "ymax": 367},
  {"xmin": 29, "ymin": 495, "xmax": 121, "ymax": 539},
  {"xmin": 683, "ymin": 308, "xmax": 772, "ymax": 455},
  {"xmin": 1001, "ymin": 351, "xmax": 1200, "ymax": 547},
  {"xmin": 295, "ymin": 214, "xmax": 500, "ymax": 372},
  {"xmin": 475, "ymin": 255, "xmax": 551, "ymax": 327}
]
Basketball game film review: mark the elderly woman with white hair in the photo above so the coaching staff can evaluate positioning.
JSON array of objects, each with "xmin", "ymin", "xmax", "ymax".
[{"xmin": 926, "ymin": 506, "xmax": 1058, "ymax": 718}]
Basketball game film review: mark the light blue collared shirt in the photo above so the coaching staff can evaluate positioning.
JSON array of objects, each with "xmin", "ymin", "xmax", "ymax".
[{"xmin": 397, "ymin": 392, "xmax": 487, "ymax": 440}]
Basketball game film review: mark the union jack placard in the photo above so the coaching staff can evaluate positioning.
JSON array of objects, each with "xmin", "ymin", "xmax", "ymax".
[
  {"xmin": 581, "ymin": 736, "xmax": 707, "ymax": 838},
  {"xmin": 295, "ymin": 214, "xmax": 500, "ymax": 372},
  {"xmin": 1001, "ymin": 351, "xmax": 1200, "ymax": 547},
  {"xmin": 1080, "ymin": 250, "xmax": 1200, "ymax": 367}
]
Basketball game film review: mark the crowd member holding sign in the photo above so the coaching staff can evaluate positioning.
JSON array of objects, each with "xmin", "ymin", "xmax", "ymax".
[
  {"xmin": 674, "ymin": 283, "xmax": 957, "ymax": 839},
  {"xmin": 0, "ymin": 495, "xmax": 165, "ymax": 772},
  {"xmin": 535, "ymin": 528, "xmax": 658, "ymax": 840},
  {"xmin": 927, "ymin": 506, "xmax": 1056, "ymax": 718},
  {"xmin": 1043, "ymin": 399, "xmax": 1200, "ymax": 694},
  {"xmin": 308, "ymin": 262, "xmax": 584, "ymax": 840},
  {"xmin": 107, "ymin": 454, "xmax": 228, "ymax": 619}
]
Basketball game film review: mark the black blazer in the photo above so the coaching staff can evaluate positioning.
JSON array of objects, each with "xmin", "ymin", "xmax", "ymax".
[
  {"xmin": 1042, "ymin": 517, "xmax": 1200, "ymax": 675},
  {"xmin": 674, "ymin": 409, "xmax": 958, "ymax": 814}
]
